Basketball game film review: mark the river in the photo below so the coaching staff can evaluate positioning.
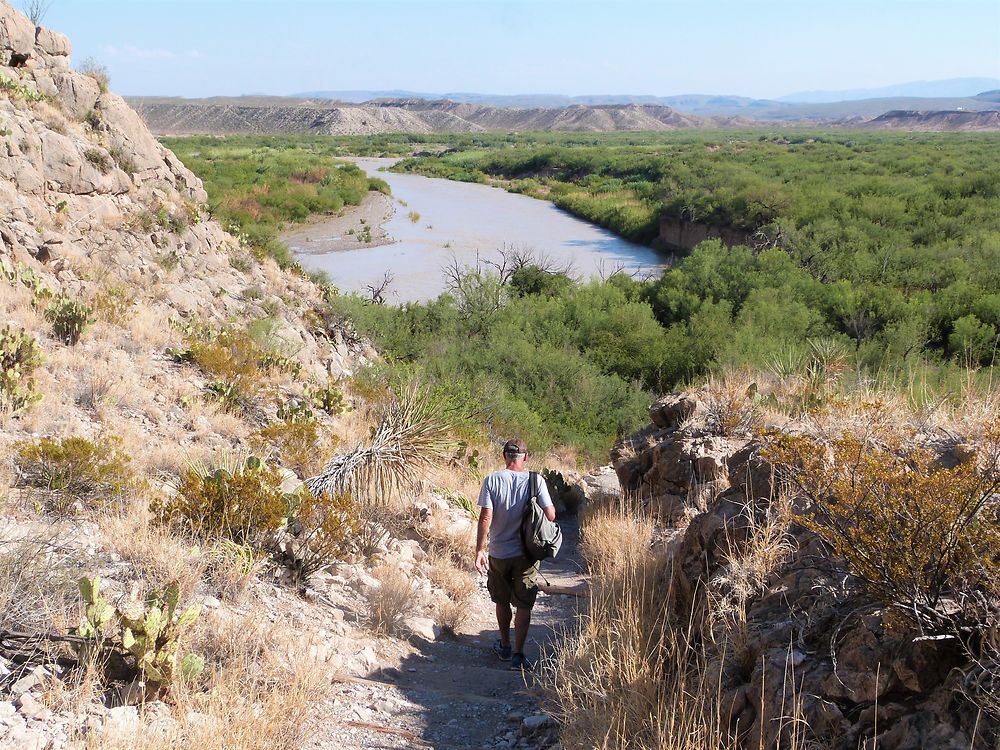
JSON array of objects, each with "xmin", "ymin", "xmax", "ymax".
[{"xmin": 288, "ymin": 158, "xmax": 666, "ymax": 303}]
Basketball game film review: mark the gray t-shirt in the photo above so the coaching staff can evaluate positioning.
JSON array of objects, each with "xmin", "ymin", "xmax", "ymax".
[{"xmin": 478, "ymin": 469, "xmax": 554, "ymax": 559}]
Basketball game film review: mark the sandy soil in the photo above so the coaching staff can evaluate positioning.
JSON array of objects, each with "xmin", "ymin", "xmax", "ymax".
[{"xmin": 283, "ymin": 191, "xmax": 396, "ymax": 254}]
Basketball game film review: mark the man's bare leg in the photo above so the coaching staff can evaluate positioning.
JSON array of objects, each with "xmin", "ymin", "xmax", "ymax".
[
  {"xmin": 513, "ymin": 607, "xmax": 531, "ymax": 654},
  {"xmin": 496, "ymin": 603, "xmax": 512, "ymax": 647}
]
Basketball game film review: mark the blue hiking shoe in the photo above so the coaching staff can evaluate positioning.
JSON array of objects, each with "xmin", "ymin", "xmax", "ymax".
[
  {"xmin": 493, "ymin": 640, "xmax": 512, "ymax": 661},
  {"xmin": 511, "ymin": 653, "xmax": 534, "ymax": 672}
]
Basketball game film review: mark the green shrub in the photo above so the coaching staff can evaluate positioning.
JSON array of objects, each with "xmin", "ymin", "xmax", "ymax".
[
  {"xmin": 0, "ymin": 326, "xmax": 43, "ymax": 413},
  {"xmin": 14, "ymin": 435, "xmax": 136, "ymax": 514},
  {"xmin": 83, "ymin": 148, "xmax": 111, "ymax": 173},
  {"xmin": 91, "ymin": 285, "xmax": 134, "ymax": 324},
  {"xmin": 78, "ymin": 576, "xmax": 203, "ymax": 695},
  {"xmin": 157, "ymin": 455, "xmax": 290, "ymax": 548},
  {"xmin": 44, "ymin": 295, "xmax": 92, "ymax": 345}
]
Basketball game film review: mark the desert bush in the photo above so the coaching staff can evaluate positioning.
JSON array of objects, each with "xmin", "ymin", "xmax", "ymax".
[
  {"xmin": 0, "ymin": 325, "xmax": 43, "ymax": 413},
  {"xmin": 365, "ymin": 564, "xmax": 420, "ymax": 635},
  {"xmin": 78, "ymin": 576, "xmax": 203, "ymax": 695},
  {"xmin": 281, "ymin": 490, "xmax": 360, "ymax": 589},
  {"xmin": 83, "ymin": 148, "xmax": 111, "ymax": 173},
  {"xmin": 78, "ymin": 57, "xmax": 110, "ymax": 93},
  {"xmin": 0, "ymin": 531, "xmax": 83, "ymax": 633},
  {"xmin": 91, "ymin": 285, "xmax": 135, "ymax": 325},
  {"xmin": 768, "ymin": 429, "xmax": 1000, "ymax": 632},
  {"xmin": 157, "ymin": 455, "xmax": 289, "ymax": 549},
  {"xmin": 44, "ymin": 294, "xmax": 92, "ymax": 345},
  {"xmin": 251, "ymin": 419, "xmax": 335, "ymax": 478},
  {"xmin": 14, "ymin": 435, "xmax": 136, "ymax": 514}
]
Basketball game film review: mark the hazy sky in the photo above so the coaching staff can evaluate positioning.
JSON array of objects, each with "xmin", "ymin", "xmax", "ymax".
[{"xmin": 34, "ymin": 0, "xmax": 1000, "ymax": 99}]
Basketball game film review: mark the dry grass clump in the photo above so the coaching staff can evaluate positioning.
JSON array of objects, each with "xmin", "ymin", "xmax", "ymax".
[
  {"xmin": 98, "ymin": 497, "xmax": 206, "ymax": 600},
  {"xmin": 701, "ymin": 366, "xmax": 763, "ymax": 436},
  {"xmin": 547, "ymin": 516, "xmax": 808, "ymax": 750},
  {"xmin": 94, "ymin": 612, "xmax": 328, "ymax": 750},
  {"xmin": 427, "ymin": 551, "xmax": 475, "ymax": 635},
  {"xmin": 366, "ymin": 564, "xmax": 421, "ymax": 636},
  {"xmin": 579, "ymin": 494, "xmax": 654, "ymax": 577},
  {"xmin": 0, "ymin": 529, "xmax": 83, "ymax": 633},
  {"xmin": 205, "ymin": 539, "xmax": 266, "ymax": 604}
]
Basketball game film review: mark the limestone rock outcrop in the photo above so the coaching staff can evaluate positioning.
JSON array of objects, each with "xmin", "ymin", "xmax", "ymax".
[{"xmin": 613, "ymin": 393, "xmax": 998, "ymax": 750}]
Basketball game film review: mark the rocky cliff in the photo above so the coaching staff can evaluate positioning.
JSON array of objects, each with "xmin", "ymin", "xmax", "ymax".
[{"xmin": 612, "ymin": 392, "xmax": 999, "ymax": 749}]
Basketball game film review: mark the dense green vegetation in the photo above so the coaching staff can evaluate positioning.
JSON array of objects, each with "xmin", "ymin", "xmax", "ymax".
[
  {"xmin": 167, "ymin": 131, "xmax": 1000, "ymax": 460},
  {"xmin": 391, "ymin": 132, "xmax": 1000, "ymax": 368},
  {"xmin": 163, "ymin": 136, "xmax": 390, "ymax": 267},
  {"xmin": 330, "ymin": 265, "xmax": 656, "ymax": 460}
]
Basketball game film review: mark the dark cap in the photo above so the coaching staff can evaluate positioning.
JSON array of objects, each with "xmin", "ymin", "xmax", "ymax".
[{"xmin": 502, "ymin": 438, "xmax": 528, "ymax": 456}]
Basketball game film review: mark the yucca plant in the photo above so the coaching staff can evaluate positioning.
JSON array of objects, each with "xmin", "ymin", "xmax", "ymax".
[{"xmin": 306, "ymin": 383, "xmax": 458, "ymax": 506}]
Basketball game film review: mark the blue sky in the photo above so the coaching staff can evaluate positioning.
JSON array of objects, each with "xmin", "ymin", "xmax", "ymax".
[{"xmin": 35, "ymin": 0, "xmax": 1000, "ymax": 99}]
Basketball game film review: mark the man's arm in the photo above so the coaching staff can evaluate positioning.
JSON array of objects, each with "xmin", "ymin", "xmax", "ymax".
[
  {"xmin": 475, "ymin": 507, "xmax": 492, "ymax": 574},
  {"xmin": 536, "ymin": 474, "xmax": 557, "ymax": 522}
]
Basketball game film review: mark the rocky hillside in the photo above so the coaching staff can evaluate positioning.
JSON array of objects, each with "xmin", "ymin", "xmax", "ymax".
[
  {"xmin": 130, "ymin": 97, "xmax": 741, "ymax": 136},
  {"xmin": 862, "ymin": 108, "xmax": 1000, "ymax": 131},
  {"xmin": 1, "ymin": 0, "xmax": 371, "ymax": 455}
]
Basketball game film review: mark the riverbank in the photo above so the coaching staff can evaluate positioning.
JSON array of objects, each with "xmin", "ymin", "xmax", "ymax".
[
  {"xmin": 283, "ymin": 191, "xmax": 396, "ymax": 255},
  {"xmin": 292, "ymin": 157, "xmax": 665, "ymax": 302}
]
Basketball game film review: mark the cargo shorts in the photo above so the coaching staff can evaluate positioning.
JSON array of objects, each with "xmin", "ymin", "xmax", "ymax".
[{"xmin": 487, "ymin": 555, "xmax": 541, "ymax": 610}]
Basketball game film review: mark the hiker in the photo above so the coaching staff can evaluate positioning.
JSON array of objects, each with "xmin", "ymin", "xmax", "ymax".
[{"xmin": 475, "ymin": 438, "xmax": 556, "ymax": 671}]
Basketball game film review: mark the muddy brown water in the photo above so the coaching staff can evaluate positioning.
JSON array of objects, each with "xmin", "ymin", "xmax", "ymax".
[{"xmin": 288, "ymin": 158, "xmax": 667, "ymax": 303}]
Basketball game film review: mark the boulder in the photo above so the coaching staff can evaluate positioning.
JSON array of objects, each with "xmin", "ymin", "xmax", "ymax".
[
  {"xmin": 648, "ymin": 392, "xmax": 705, "ymax": 429},
  {"xmin": 34, "ymin": 27, "xmax": 70, "ymax": 58},
  {"xmin": 50, "ymin": 67, "xmax": 101, "ymax": 119},
  {"xmin": 0, "ymin": 3, "xmax": 34, "ymax": 60}
]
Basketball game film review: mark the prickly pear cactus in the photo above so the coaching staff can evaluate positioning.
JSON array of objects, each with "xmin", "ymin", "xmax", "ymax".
[
  {"xmin": 76, "ymin": 577, "xmax": 204, "ymax": 692},
  {"xmin": 0, "ymin": 325, "xmax": 43, "ymax": 413}
]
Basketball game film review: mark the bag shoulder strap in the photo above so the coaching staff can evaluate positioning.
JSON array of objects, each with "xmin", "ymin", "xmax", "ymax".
[{"xmin": 528, "ymin": 471, "xmax": 539, "ymax": 502}]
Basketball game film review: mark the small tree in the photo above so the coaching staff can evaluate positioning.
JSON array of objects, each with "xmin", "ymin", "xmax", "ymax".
[{"xmin": 23, "ymin": 0, "xmax": 54, "ymax": 26}]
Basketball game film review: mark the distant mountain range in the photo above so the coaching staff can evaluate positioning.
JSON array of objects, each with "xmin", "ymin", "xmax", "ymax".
[
  {"xmin": 128, "ymin": 78, "xmax": 1000, "ymax": 137},
  {"xmin": 292, "ymin": 78, "xmax": 1000, "ymax": 116},
  {"xmin": 777, "ymin": 77, "xmax": 1000, "ymax": 103}
]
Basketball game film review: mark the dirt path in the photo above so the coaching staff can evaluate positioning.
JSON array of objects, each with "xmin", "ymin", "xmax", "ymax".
[{"xmin": 307, "ymin": 519, "xmax": 585, "ymax": 750}]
